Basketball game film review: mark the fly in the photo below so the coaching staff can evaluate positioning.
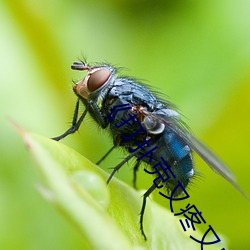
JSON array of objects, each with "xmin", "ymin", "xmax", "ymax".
[{"xmin": 52, "ymin": 60, "xmax": 247, "ymax": 240}]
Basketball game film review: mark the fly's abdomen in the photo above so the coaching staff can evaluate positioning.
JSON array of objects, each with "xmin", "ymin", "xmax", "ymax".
[
  {"xmin": 160, "ymin": 129, "xmax": 194, "ymax": 194},
  {"xmin": 139, "ymin": 128, "xmax": 194, "ymax": 195}
]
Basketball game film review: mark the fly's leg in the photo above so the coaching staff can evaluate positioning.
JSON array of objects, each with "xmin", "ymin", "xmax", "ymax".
[
  {"xmin": 89, "ymin": 100, "xmax": 107, "ymax": 129},
  {"xmin": 140, "ymin": 179, "xmax": 160, "ymax": 240},
  {"xmin": 96, "ymin": 145, "xmax": 116, "ymax": 165},
  {"xmin": 52, "ymin": 99, "xmax": 108, "ymax": 141},
  {"xmin": 104, "ymin": 150, "xmax": 141, "ymax": 188},
  {"xmin": 52, "ymin": 99, "xmax": 89, "ymax": 141},
  {"xmin": 107, "ymin": 151, "xmax": 138, "ymax": 184},
  {"xmin": 133, "ymin": 161, "xmax": 141, "ymax": 189}
]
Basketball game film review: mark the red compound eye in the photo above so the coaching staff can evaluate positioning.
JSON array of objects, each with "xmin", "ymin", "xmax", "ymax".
[{"xmin": 87, "ymin": 68, "xmax": 111, "ymax": 92}]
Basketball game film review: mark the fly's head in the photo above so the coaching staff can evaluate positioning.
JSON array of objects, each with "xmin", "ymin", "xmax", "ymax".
[{"xmin": 72, "ymin": 61, "xmax": 116, "ymax": 101}]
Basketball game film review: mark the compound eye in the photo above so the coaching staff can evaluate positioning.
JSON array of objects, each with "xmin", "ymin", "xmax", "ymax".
[{"xmin": 87, "ymin": 68, "xmax": 111, "ymax": 92}]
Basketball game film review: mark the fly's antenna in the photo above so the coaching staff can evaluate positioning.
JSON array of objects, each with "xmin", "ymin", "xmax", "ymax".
[{"xmin": 71, "ymin": 61, "xmax": 89, "ymax": 71}]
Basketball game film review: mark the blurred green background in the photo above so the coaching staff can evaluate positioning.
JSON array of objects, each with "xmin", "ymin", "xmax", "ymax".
[{"xmin": 0, "ymin": 0, "xmax": 250, "ymax": 249}]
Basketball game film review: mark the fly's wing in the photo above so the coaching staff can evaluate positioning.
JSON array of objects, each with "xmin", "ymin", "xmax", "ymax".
[
  {"xmin": 150, "ymin": 109, "xmax": 248, "ymax": 199},
  {"xmin": 179, "ymin": 131, "xmax": 248, "ymax": 197}
]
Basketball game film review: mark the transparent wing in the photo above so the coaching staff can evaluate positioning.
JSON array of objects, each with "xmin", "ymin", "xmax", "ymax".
[{"xmin": 148, "ymin": 109, "xmax": 248, "ymax": 198}]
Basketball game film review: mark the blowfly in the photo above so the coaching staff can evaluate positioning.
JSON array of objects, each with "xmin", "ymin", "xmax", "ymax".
[{"xmin": 52, "ymin": 60, "xmax": 246, "ymax": 239}]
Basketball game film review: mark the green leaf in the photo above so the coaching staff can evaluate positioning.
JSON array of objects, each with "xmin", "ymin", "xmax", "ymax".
[{"xmin": 19, "ymin": 128, "xmax": 219, "ymax": 250}]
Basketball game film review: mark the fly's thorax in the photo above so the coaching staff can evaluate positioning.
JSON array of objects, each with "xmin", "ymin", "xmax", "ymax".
[{"xmin": 73, "ymin": 64, "xmax": 117, "ymax": 104}]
